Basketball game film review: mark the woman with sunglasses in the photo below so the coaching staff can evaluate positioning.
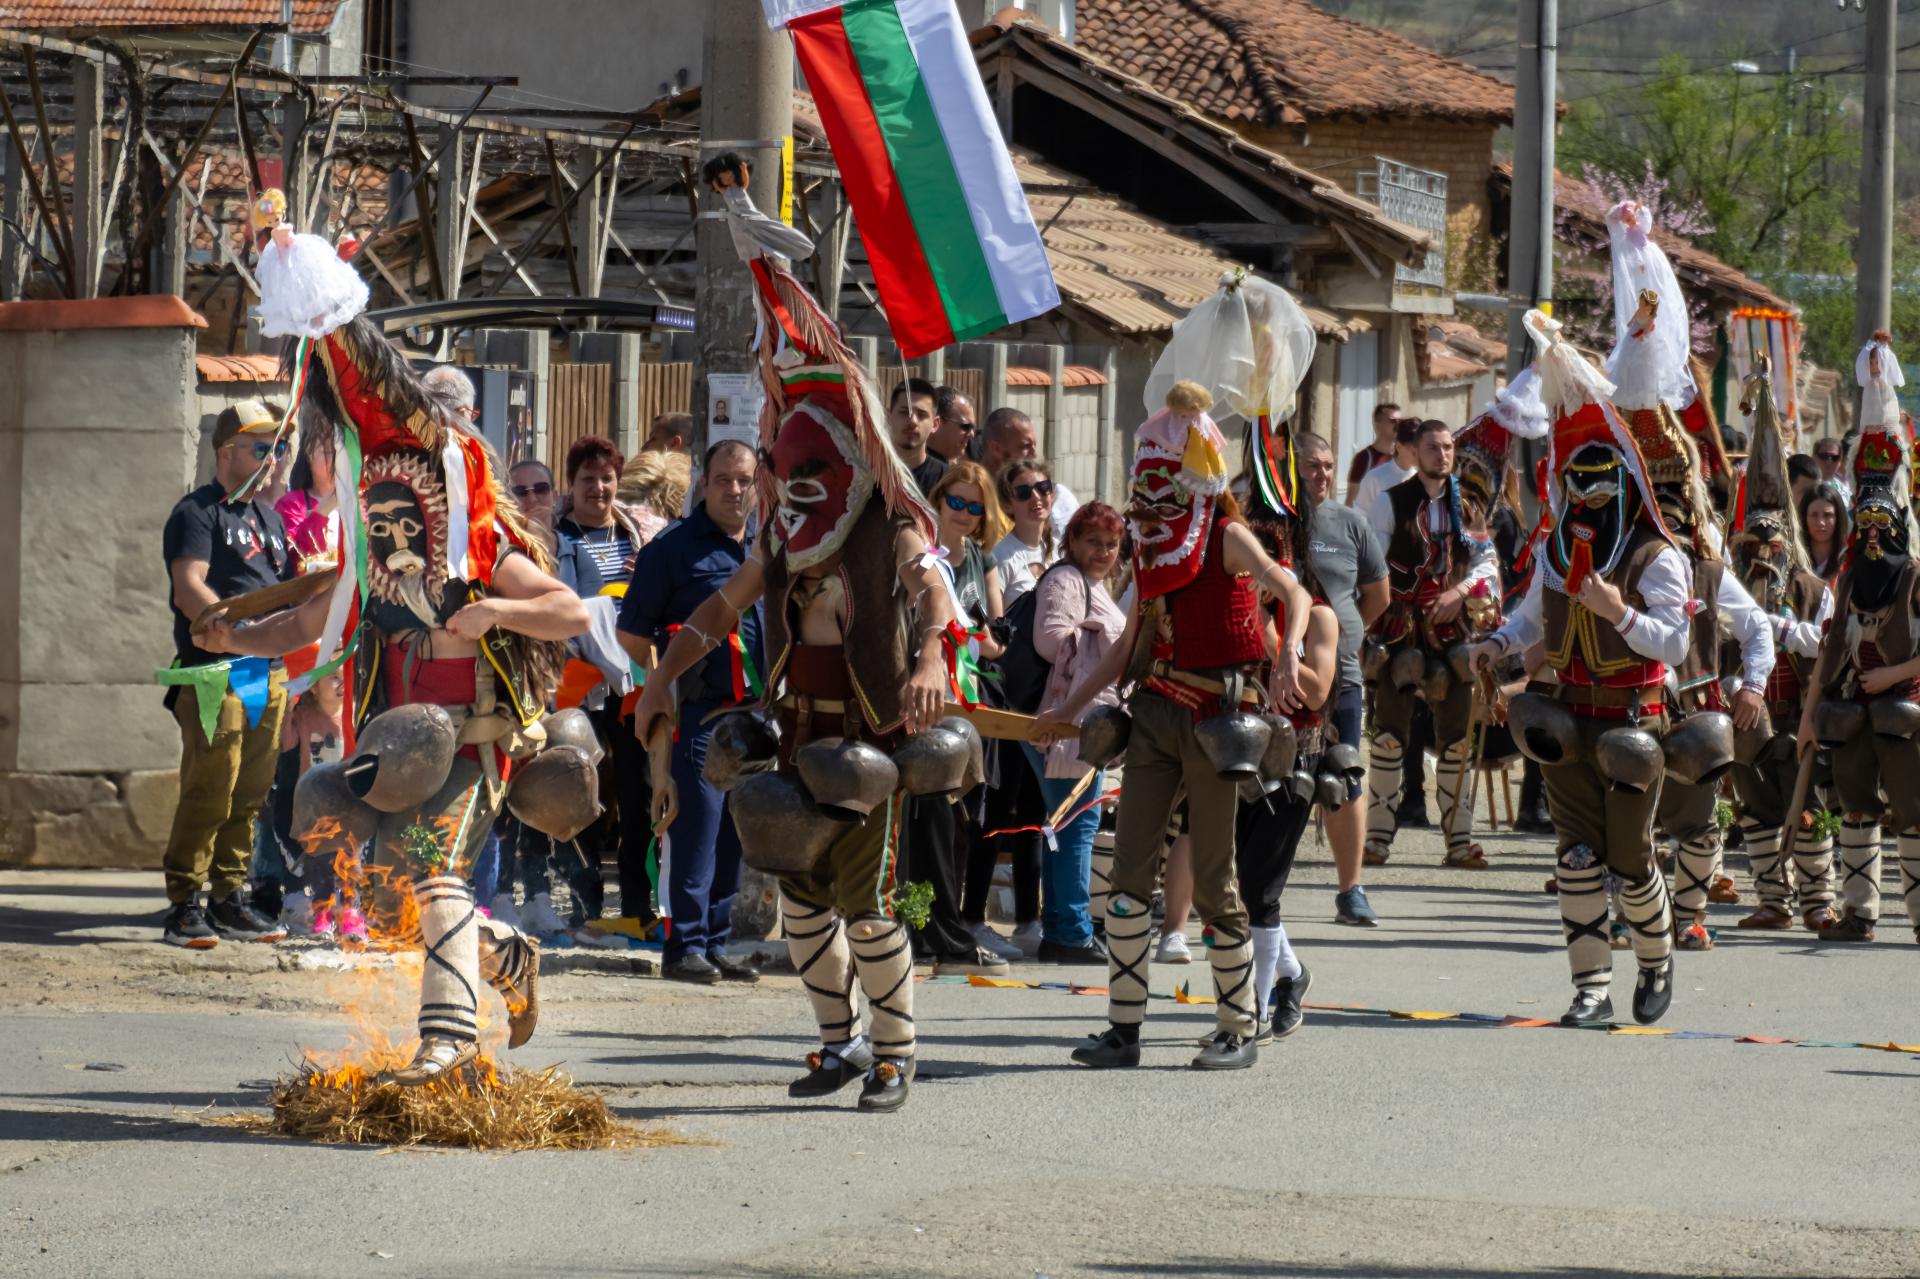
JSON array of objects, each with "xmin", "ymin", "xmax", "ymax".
[
  {"xmin": 994, "ymin": 459, "xmax": 1059, "ymax": 604},
  {"xmin": 929, "ymin": 461, "xmax": 1011, "ymax": 652}
]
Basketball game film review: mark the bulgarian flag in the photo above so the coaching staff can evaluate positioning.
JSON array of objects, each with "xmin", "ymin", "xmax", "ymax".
[{"xmin": 765, "ymin": 0, "xmax": 1060, "ymax": 357}]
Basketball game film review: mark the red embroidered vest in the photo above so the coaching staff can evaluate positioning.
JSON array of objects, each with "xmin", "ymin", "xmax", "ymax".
[{"xmin": 1167, "ymin": 517, "xmax": 1267, "ymax": 671}]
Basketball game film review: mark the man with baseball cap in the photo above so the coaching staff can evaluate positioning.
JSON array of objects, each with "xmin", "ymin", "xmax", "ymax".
[{"xmin": 158, "ymin": 401, "xmax": 295, "ymax": 948}]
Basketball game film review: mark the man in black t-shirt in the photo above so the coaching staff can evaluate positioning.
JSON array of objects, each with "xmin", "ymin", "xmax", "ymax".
[
  {"xmin": 890, "ymin": 376, "xmax": 947, "ymax": 498},
  {"xmin": 158, "ymin": 402, "xmax": 295, "ymax": 949}
]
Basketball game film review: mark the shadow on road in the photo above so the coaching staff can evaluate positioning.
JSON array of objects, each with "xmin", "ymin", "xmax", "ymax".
[{"xmin": 0, "ymin": 1105, "xmax": 276, "ymax": 1146}]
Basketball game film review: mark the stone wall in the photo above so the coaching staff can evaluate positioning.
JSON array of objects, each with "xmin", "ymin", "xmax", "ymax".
[{"xmin": 0, "ymin": 298, "xmax": 207, "ymax": 868}]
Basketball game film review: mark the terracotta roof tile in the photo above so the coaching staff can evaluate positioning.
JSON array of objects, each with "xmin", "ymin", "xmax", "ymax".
[
  {"xmin": 0, "ymin": 295, "xmax": 207, "ymax": 331},
  {"xmin": 195, "ymin": 352, "xmax": 284, "ymax": 382},
  {"xmin": 1073, "ymin": 0, "xmax": 1513, "ymax": 126},
  {"xmin": 0, "ymin": 1, "xmax": 342, "ymax": 31},
  {"xmin": 1015, "ymin": 149, "xmax": 1347, "ymax": 338},
  {"xmin": 1491, "ymin": 163, "xmax": 1792, "ymax": 314}
]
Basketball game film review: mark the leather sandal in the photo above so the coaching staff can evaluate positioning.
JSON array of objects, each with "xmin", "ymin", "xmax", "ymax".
[
  {"xmin": 1362, "ymin": 841, "xmax": 1392, "ymax": 867},
  {"xmin": 1737, "ymin": 905, "xmax": 1793, "ymax": 930},
  {"xmin": 1708, "ymin": 876, "xmax": 1741, "ymax": 905},
  {"xmin": 1818, "ymin": 911, "xmax": 1876, "ymax": 943},
  {"xmin": 1442, "ymin": 844, "xmax": 1489, "ymax": 870},
  {"xmin": 382, "ymin": 1035, "xmax": 478, "ymax": 1087},
  {"xmin": 1800, "ymin": 906, "xmax": 1841, "ymax": 932}
]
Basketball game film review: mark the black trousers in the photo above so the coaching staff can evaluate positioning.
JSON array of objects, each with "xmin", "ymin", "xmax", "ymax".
[
  {"xmin": 1401, "ymin": 700, "xmax": 1432, "ymax": 811},
  {"xmin": 598, "ymin": 704, "xmax": 651, "ymax": 922},
  {"xmin": 905, "ymin": 793, "xmax": 974, "ymax": 958},
  {"xmin": 965, "ymin": 757, "xmax": 1043, "ymax": 924},
  {"xmin": 1235, "ymin": 788, "xmax": 1315, "ymax": 929}
]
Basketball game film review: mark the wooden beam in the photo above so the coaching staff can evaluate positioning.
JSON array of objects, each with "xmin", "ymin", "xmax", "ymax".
[
  {"xmin": 21, "ymin": 48, "xmax": 77, "ymax": 293},
  {"xmin": 1334, "ymin": 223, "xmax": 1382, "ymax": 280},
  {"xmin": 70, "ymin": 57, "xmax": 104, "ymax": 296},
  {"xmin": 1191, "ymin": 222, "xmax": 1336, "ymax": 248},
  {"xmin": 0, "ymin": 88, "xmax": 74, "ymax": 295},
  {"xmin": 544, "ymin": 139, "xmax": 583, "ymax": 296},
  {"xmin": 129, "ymin": 29, "xmax": 265, "ymax": 266},
  {"xmin": 400, "ymin": 111, "xmax": 447, "ymax": 301},
  {"xmin": 359, "ymin": 242, "xmax": 416, "ymax": 305},
  {"xmin": 466, "ymin": 207, "xmax": 542, "ymax": 296},
  {"xmin": 138, "ymin": 126, "xmax": 258, "ymax": 293},
  {"xmin": 1008, "ymin": 62, "xmax": 1281, "ymax": 225}
]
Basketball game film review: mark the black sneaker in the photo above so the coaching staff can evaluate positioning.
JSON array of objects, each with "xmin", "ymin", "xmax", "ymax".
[
  {"xmin": 1334, "ymin": 887, "xmax": 1378, "ymax": 927},
  {"xmin": 1514, "ymin": 805, "xmax": 1555, "ymax": 835},
  {"xmin": 663, "ymin": 953, "xmax": 723, "ymax": 984},
  {"xmin": 1191, "ymin": 1030, "xmax": 1259, "ymax": 1070},
  {"xmin": 251, "ymin": 881, "xmax": 284, "ymax": 920},
  {"xmin": 1632, "ymin": 957, "xmax": 1674, "ymax": 1025},
  {"xmin": 1071, "ymin": 1025, "xmax": 1141, "ymax": 1069},
  {"xmin": 790, "ymin": 1041, "xmax": 874, "ymax": 1098},
  {"xmin": 206, "ymin": 891, "xmax": 287, "ymax": 942},
  {"xmin": 161, "ymin": 900, "xmax": 219, "ymax": 949},
  {"xmin": 1270, "ymin": 962, "xmax": 1312, "ymax": 1039},
  {"xmin": 1037, "ymin": 938, "xmax": 1109, "ymax": 966}
]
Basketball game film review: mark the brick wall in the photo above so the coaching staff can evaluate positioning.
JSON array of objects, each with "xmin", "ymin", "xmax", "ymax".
[{"xmin": 1245, "ymin": 118, "xmax": 1498, "ymax": 287}]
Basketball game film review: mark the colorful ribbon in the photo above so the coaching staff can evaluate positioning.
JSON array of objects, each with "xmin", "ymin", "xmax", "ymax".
[
  {"xmin": 227, "ymin": 336, "xmax": 311, "ymax": 506},
  {"xmin": 939, "ymin": 619, "xmax": 991, "ymax": 709}
]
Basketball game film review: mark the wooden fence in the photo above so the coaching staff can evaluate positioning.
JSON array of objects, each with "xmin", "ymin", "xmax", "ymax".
[
  {"xmin": 635, "ymin": 361, "xmax": 695, "ymax": 437},
  {"xmin": 545, "ymin": 362, "xmax": 611, "ymax": 471}
]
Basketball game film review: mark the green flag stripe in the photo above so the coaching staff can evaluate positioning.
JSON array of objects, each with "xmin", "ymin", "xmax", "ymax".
[{"xmin": 840, "ymin": 0, "xmax": 1006, "ymax": 338}]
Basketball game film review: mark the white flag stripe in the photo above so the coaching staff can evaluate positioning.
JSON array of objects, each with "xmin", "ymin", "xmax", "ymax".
[
  {"xmin": 894, "ymin": 0, "xmax": 1059, "ymax": 328},
  {"xmin": 761, "ymin": 0, "xmax": 847, "ymax": 29}
]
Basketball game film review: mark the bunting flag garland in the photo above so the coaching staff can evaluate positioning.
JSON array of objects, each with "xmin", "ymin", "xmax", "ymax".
[
  {"xmin": 155, "ymin": 655, "xmax": 275, "ymax": 743},
  {"xmin": 772, "ymin": 0, "xmax": 1059, "ymax": 357}
]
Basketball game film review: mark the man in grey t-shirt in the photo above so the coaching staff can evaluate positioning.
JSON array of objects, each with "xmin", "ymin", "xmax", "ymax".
[{"xmin": 1302, "ymin": 433, "xmax": 1389, "ymax": 925}]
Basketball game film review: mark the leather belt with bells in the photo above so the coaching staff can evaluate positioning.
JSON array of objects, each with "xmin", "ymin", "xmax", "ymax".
[{"xmin": 1148, "ymin": 661, "xmax": 1265, "ymax": 707}]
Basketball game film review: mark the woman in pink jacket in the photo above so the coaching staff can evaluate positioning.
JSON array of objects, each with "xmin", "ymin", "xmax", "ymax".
[{"xmin": 1027, "ymin": 502, "xmax": 1128, "ymax": 964}]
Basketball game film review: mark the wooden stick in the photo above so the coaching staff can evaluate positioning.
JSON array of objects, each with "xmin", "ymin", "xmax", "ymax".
[{"xmin": 1044, "ymin": 768, "xmax": 1101, "ymax": 833}]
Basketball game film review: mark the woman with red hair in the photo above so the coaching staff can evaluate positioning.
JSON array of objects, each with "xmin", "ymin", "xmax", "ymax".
[{"xmin": 1025, "ymin": 501, "xmax": 1128, "ymax": 964}]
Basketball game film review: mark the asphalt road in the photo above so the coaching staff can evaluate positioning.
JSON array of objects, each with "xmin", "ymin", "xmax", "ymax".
[{"xmin": 5, "ymin": 815, "xmax": 1920, "ymax": 1278}]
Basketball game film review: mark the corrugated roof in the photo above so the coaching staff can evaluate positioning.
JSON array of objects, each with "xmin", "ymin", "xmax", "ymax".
[
  {"xmin": 0, "ymin": 1, "xmax": 342, "ymax": 30},
  {"xmin": 1070, "ymin": 0, "xmax": 1514, "ymax": 127},
  {"xmin": 196, "ymin": 352, "xmax": 284, "ymax": 383}
]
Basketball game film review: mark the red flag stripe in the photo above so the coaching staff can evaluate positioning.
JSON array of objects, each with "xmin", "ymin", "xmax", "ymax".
[{"xmin": 791, "ymin": 6, "xmax": 956, "ymax": 355}]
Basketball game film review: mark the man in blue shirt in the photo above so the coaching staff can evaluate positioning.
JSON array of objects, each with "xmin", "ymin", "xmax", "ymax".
[{"xmin": 617, "ymin": 440, "xmax": 763, "ymax": 982}]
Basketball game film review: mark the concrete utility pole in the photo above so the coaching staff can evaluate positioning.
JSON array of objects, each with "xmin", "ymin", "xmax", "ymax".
[
  {"xmin": 1856, "ymin": 0, "xmax": 1896, "ymax": 351},
  {"xmin": 694, "ymin": 0, "xmax": 794, "ymax": 460},
  {"xmin": 1505, "ymin": 0, "xmax": 1557, "ymax": 378}
]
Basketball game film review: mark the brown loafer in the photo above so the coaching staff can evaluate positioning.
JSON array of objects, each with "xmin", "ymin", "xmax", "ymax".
[{"xmin": 506, "ymin": 939, "xmax": 540, "ymax": 1050}]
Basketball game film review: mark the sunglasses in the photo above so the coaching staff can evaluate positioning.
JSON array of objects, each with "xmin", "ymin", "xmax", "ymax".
[
  {"xmin": 241, "ymin": 439, "xmax": 289, "ymax": 461},
  {"xmin": 1010, "ymin": 480, "xmax": 1054, "ymax": 501},
  {"xmin": 943, "ymin": 493, "xmax": 986, "ymax": 518},
  {"xmin": 1816, "ymin": 451, "xmax": 1842, "ymax": 462},
  {"xmin": 511, "ymin": 481, "xmax": 553, "ymax": 499}
]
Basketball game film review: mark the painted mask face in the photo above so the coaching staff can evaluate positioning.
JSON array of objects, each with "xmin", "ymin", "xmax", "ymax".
[
  {"xmin": 1553, "ymin": 443, "xmax": 1631, "ymax": 585},
  {"xmin": 1654, "ymin": 484, "xmax": 1693, "ymax": 541},
  {"xmin": 1734, "ymin": 516, "xmax": 1791, "ymax": 609},
  {"xmin": 360, "ymin": 450, "xmax": 451, "ymax": 631},
  {"xmin": 1126, "ymin": 457, "xmax": 1212, "ymax": 602},
  {"xmin": 767, "ymin": 401, "xmax": 872, "ymax": 571},
  {"xmin": 1855, "ymin": 498, "xmax": 1908, "ymax": 563}
]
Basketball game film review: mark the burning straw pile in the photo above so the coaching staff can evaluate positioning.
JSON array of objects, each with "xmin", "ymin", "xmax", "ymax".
[{"xmin": 256, "ymin": 1057, "xmax": 681, "ymax": 1152}]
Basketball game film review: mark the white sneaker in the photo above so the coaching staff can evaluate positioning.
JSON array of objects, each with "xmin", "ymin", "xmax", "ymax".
[
  {"xmin": 281, "ymin": 891, "xmax": 313, "ymax": 931},
  {"xmin": 970, "ymin": 921, "xmax": 1024, "ymax": 962},
  {"xmin": 520, "ymin": 892, "xmax": 570, "ymax": 936},
  {"xmin": 1010, "ymin": 920, "xmax": 1043, "ymax": 958},
  {"xmin": 1155, "ymin": 930, "xmax": 1192, "ymax": 964},
  {"xmin": 487, "ymin": 892, "xmax": 522, "ymax": 929}
]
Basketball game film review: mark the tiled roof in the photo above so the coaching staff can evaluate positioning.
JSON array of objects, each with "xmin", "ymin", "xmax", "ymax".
[
  {"xmin": 1070, "ymin": 0, "xmax": 1514, "ymax": 126},
  {"xmin": 1004, "ymin": 365, "xmax": 1112, "ymax": 388},
  {"xmin": 1016, "ymin": 149, "xmax": 1348, "ymax": 339},
  {"xmin": 1492, "ymin": 163, "xmax": 1792, "ymax": 314},
  {"xmin": 0, "ymin": 1, "xmax": 342, "ymax": 31},
  {"xmin": 196, "ymin": 352, "xmax": 284, "ymax": 383}
]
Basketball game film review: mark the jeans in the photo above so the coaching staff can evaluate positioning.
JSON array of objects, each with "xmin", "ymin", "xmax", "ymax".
[
  {"xmin": 496, "ymin": 815, "xmax": 553, "ymax": 898},
  {"xmin": 1021, "ymin": 743, "xmax": 1102, "ymax": 948},
  {"xmin": 662, "ymin": 703, "xmax": 744, "ymax": 962}
]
